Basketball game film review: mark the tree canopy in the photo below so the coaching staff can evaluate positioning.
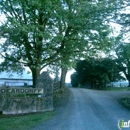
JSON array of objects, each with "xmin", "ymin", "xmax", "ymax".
[
  {"xmin": 114, "ymin": 3, "xmax": 130, "ymax": 42},
  {"xmin": 0, "ymin": 0, "xmax": 126, "ymax": 87},
  {"xmin": 110, "ymin": 0, "xmax": 130, "ymax": 86},
  {"xmin": 71, "ymin": 58, "xmax": 123, "ymax": 88},
  {"xmin": 114, "ymin": 43, "xmax": 130, "ymax": 87}
]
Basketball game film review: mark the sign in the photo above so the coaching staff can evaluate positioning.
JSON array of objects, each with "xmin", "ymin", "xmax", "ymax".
[{"xmin": 0, "ymin": 88, "xmax": 44, "ymax": 94}]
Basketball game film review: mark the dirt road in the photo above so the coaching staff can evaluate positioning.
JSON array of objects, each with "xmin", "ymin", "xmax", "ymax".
[{"xmin": 33, "ymin": 88, "xmax": 130, "ymax": 130}]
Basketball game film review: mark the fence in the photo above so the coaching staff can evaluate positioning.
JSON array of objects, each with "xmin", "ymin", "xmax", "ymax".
[
  {"xmin": 0, "ymin": 78, "xmax": 32, "ymax": 87},
  {"xmin": 0, "ymin": 78, "xmax": 61, "ymax": 91}
]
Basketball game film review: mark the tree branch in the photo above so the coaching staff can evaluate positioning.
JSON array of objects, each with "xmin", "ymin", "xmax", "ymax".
[{"xmin": 0, "ymin": 53, "xmax": 27, "ymax": 65}]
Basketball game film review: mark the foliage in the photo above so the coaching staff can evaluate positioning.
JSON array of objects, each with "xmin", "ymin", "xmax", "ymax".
[
  {"xmin": 71, "ymin": 72, "xmax": 79, "ymax": 87},
  {"xmin": 120, "ymin": 97, "xmax": 130, "ymax": 110},
  {"xmin": 53, "ymin": 86, "xmax": 70, "ymax": 108},
  {"xmin": 110, "ymin": 0, "xmax": 130, "ymax": 87},
  {"xmin": 115, "ymin": 43, "xmax": 130, "ymax": 87},
  {"xmin": 0, "ymin": 0, "xmax": 66, "ymax": 86},
  {"xmin": 0, "ymin": 0, "xmax": 122, "ymax": 86},
  {"xmin": 113, "ymin": 2, "xmax": 130, "ymax": 42},
  {"xmin": 71, "ymin": 58, "xmax": 123, "ymax": 88}
]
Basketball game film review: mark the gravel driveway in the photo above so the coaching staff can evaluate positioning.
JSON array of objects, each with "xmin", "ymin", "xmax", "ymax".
[{"xmin": 33, "ymin": 88, "xmax": 130, "ymax": 130}]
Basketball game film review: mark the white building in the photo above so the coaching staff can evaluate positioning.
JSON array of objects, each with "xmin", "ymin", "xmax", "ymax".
[{"xmin": 0, "ymin": 71, "xmax": 32, "ymax": 87}]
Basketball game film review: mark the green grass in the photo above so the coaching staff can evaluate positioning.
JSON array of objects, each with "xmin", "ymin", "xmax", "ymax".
[
  {"xmin": 104, "ymin": 87, "xmax": 130, "ymax": 91},
  {"xmin": 120, "ymin": 97, "xmax": 130, "ymax": 110},
  {"xmin": 0, "ymin": 111, "xmax": 55, "ymax": 130}
]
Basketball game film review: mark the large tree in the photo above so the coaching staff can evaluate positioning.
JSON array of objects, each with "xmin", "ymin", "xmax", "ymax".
[
  {"xmin": 111, "ymin": 0, "xmax": 130, "ymax": 86},
  {"xmin": 115, "ymin": 43, "xmax": 130, "ymax": 87},
  {"xmin": 71, "ymin": 58, "xmax": 122, "ymax": 88},
  {"xmin": 0, "ymin": 0, "xmax": 125, "ymax": 87},
  {"xmin": 52, "ymin": 0, "xmax": 119, "ymax": 88},
  {"xmin": 0, "ymin": 0, "xmax": 65, "ymax": 87}
]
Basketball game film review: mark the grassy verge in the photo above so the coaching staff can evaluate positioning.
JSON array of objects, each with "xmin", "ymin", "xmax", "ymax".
[
  {"xmin": 53, "ymin": 87, "xmax": 70, "ymax": 108},
  {"xmin": 119, "ymin": 97, "xmax": 130, "ymax": 110},
  {"xmin": 104, "ymin": 87, "xmax": 130, "ymax": 91},
  {"xmin": 0, "ymin": 111, "xmax": 55, "ymax": 130}
]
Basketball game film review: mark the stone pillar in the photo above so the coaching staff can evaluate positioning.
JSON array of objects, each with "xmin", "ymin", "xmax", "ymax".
[{"xmin": 36, "ymin": 71, "xmax": 54, "ymax": 111}]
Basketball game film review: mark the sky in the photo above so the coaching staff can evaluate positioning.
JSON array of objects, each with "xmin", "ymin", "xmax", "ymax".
[
  {"xmin": 0, "ymin": 68, "xmax": 74, "ymax": 83},
  {"xmin": 65, "ymin": 69, "xmax": 75, "ymax": 83}
]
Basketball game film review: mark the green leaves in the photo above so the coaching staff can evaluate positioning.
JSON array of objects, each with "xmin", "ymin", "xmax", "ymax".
[
  {"xmin": 71, "ymin": 58, "xmax": 123, "ymax": 87},
  {"xmin": 115, "ymin": 43, "xmax": 130, "ymax": 80},
  {"xmin": 0, "ymin": 0, "xmax": 120, "ymax": 86}
]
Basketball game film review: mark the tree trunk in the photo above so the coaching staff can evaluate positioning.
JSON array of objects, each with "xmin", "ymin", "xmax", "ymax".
[
  {"xmin": 30, "ymin": 68, "xmax": 40, "ymax": 88},
  {"xmin": 128, "ymin": 79, "xmax": 130, "ymax": 87},
  {"xmin": 126, "ymin": 75, "xmax": 130, "ymax": 87},
  {"xmin": 60, "ymin": 68, "xmax": 67, "ymax": 88}
]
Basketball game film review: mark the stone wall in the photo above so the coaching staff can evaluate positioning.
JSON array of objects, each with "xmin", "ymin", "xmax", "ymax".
[
  {"xmin": 36, "ymin": 71, "xmax": 54, "ymax": 110},
  {"xmin": 0, "ymin": 71, "xmax": 54, "ymax": 115},
  {"xmin": 0, "ymin": 96, "xmax": 53, "ymax": 114}
]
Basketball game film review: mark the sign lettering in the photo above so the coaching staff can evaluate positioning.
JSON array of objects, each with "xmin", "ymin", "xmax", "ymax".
[{"xmin": 0, "ymin": 88, "xmax": 44, "ymax": 94}]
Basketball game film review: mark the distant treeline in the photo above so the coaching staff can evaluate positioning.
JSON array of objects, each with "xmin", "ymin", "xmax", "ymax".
[{"xmin": 71, "ymin": 58, "xmax": 125, "ymax": 89}]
